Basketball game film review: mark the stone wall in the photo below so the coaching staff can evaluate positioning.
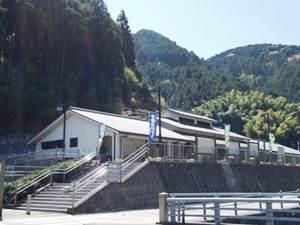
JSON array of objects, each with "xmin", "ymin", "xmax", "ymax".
[{"xmin": 72, "ymin": 162, "xmax": 300, "ymax": 214}]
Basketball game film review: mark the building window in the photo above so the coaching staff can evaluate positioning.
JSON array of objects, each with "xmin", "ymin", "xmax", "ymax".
[
  {"xmin": 70, "ymin": 138, "xmax": 78, "ymax": 147},
  {"xmin": 41, "ymin": 140, "xmax": 63, "ymax": 149},
  {"xmin": 197, "ymin": 121, "xmax": 211, "ymax": 128},
  {"xmin": 179, "ymin": 117, "xmax": 194, "ymax": 125}
]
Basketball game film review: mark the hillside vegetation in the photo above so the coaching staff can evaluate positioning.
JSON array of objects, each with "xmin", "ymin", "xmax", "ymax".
[
  {"xmin": 0, "ymin": 0, "xmax": 147, "ymax": 134},
  {"xmin": 134, "ymin": 29, "xmax": 249, "ymax": 110},
  {"xmin": 1, "ymin": 1, "xmax": 300, "ymax": 149},
  {"xmin": 134, "ymin": 30, "xmax": 300, "ymax": 147},
  {"xmin": 207, "ymin": 44, "xmax": 300, "ymax": 102}
]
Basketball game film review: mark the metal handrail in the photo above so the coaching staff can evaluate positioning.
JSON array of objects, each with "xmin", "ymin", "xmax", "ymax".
[
  {"xmin": 71, "ymin": 144, "xmax": 149, "ymax": 208},
  {"xmin": 16, "ymin": 170, "xmax": 51, "ymax": 194},
  {"xmin": 122, "ymin": 143, "xmax": 148, "ymax": 164},
  {"xmin": 169, "ymin": 191, "xmax": 300, "ymax": 198},
  {"xmin": 74, "ymin": 163, "xmax": 107, "ymax": 190},
  {"xmin": 122, "ymin": 145, "xmax": 148, "ymax": 171},
  {"xmin": 65, "ymin": 152, "xmax": 96, "ymax": 174},
  {"xmin": 9, "ymin": 150, "xmax": 97, "ymax": 205}
]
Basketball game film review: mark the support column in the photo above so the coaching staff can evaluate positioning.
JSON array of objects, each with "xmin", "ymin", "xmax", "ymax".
[{"xmin": 159, "ymin": 192, "xmax": 169, "ymax": 223}]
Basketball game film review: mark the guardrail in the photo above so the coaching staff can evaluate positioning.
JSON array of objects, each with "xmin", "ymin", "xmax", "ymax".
[{"xmin": 159, "ymin": 191, "xmax": 300, "ymax": 225}]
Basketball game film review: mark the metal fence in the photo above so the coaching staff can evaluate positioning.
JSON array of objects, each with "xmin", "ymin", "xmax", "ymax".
[
  {"xmin": 159, "ymin": 191, "xmax": 300, "ymax": 225},
  {"xmin": 148, "ymin": 142, "xmax": 300, "ymax": 166},
  {"xmin": 4, "ymin": 148, "xmax": 93, "ymax": 181}
]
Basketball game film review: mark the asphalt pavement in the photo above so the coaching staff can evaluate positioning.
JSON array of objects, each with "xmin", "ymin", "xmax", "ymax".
[{"xmin": 0, "ymin": 208, "xmax": 160, "ymax": 225}]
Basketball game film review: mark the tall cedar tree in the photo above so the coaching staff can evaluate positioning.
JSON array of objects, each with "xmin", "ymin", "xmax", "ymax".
[{"xmin": 117, "ymin": 10, "xmax": 136, "ymax": 70}]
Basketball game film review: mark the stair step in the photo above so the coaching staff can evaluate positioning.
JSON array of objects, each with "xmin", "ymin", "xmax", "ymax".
[
  {"xmin": 31, "ymin": 200, "xmax": 73, "ymax": 204},
  {"xmin": 16, "ymin": 206, "xmax": 68, "ymax": 213},
  {"xmin": 21, "ymin": 203, "xmax": 71, "ymax": 208}
]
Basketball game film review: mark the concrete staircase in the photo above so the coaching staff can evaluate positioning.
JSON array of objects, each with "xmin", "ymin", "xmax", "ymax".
[
  {"xmin": 16, "ymin": 162, "xmax": 101, "ymax": 213},
  {"xmin": 15, "ymin": 158, "xmax": 147, "ymax": 213},
  {"xmin": 17, "ymin": 183, "xmax": 75, "ymax": 213}
]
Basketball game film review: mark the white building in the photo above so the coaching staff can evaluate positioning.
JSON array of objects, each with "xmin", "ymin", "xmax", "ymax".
[{"xmin": 28, "ymin": 106, "xmax": 300, "ymax": 163}]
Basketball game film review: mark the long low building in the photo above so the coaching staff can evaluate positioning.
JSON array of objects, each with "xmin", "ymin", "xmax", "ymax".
[{"xmin": 28, "ymin": 106, "xmax": 300, "ymax": 164}]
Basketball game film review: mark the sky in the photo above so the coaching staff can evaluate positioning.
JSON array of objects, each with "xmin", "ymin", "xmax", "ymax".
[{"xmin": 105, "ymin": 0, "xmax": 300, "ymax": 59}]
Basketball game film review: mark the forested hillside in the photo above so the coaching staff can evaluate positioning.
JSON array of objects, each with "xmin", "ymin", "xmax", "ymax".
[
  {"xmin": 134, "ymin": 29, "xmax": 249, "ymax": 110},
  {"xmin": 0, "ymin": 0, "xmax": 145, "ymax": 134},
  {"xmin": 195, "ymin": 89, "xmax": 300, "ymax": 147},
  {"xmin": 134, "ymin": 30, "xmax": 300, "ymax": 148},
  {"xmin": 207, "ymin": 44, "xmax": 300, "ymax": 102},
  {"xmin": 1, "ymin": 0, "xmax": 300, "ymax": 150}
]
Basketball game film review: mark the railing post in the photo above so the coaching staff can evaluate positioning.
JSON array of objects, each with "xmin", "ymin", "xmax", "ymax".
[
  {"xmin": 214, "ymin": 202, "xmax": 220, "ymax": 225},
  {"xmin": 50, "ymin": 161, "xmax": 53, "ymax": 186},
  {"xmin": 63, "ymin": 160, "xmax": 66, "ymax": 182},
  {"xmin": 234, "ymin": 195, "xmax": 237, "ymax": 215},
  {"xmin": 147, "ymin": 147, "xmax": 149, "ymax": 159},
  {"xmin": 107, "ymin": 162, "xmax": 110, "ymax": 182},
  {"xmin": 177, "ymin": 201, "xmax": 181, "ymax": 222},
  {"xmin": 259, "ymin": 192, "xmax": 263, "ymax": 211},
  {"xmin": 266, "ymin": 202, "xmax": 274, "ymax": 225},
  {"xmin": 159, "ymin": 192, "xmax": 169, "ymax": 223},
  {"xmin": 14, "ymin": 182, "xmax": 17, "ymax": 209},
  {"xmin": 170, "ymin": 201, "xmax": 176, "ymax": 223},
  {"xmin": 203, "ymin": 202, "xmax": 207, "ymax": 221},
  {"xmin": 26, "ymin": 195, "xmax": 31, "ymax": 215},
  {"xmin": 72, "ymin": 181, "xmax": 75, "ymax": 208},
  {"xmin": 26, "ymin": 164, "xmax": 28, "ymax": 176},
  {"xmin": 119, "ymin": 162, "xmax": 122, "ymax": 182},
  {"xmin": 182, "ymin": 202, "xmax": 185, "ymax": 225},
  {"xmin": 297, "ymin": 189, "xmax": 300, "ymax": 205},
  {"xmin": 279, "ymin": 190, "xmax": 283, "ymax": 209}
]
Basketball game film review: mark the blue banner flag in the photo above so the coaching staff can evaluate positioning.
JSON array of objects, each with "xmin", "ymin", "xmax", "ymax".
[
  {"xmin": 98, "ymin": 123, "xmax": 106, "ymax": 148},
  {"xmin": 149, "ymin": 112, "xmax": 157, "ymax": 141}
]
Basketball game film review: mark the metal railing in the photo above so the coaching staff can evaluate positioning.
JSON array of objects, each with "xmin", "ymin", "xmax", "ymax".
[
  {"xmin": 4, "ymin": 148, "xmax": 84, "ymax": 166},
  {"xmin": 6, "ymin": 150, "xmax": 97, "ymax": 206},
  {"xmin": 159, "ymin": 191, "xmax": 300, "ymax": 225},
  {"xmin": 148, "ymin": 142, "xmax": 300, "ymax": 166},
  {"xmin": 71, "ymin": 143, "xmax": 149, "ymax": 208},
  {"xmin": 4, "ymin": 148, "xmax": 93, "ymax": 181},
  {"xmin": 107, "ymin": 143, "xmax": 149, "ymax": 182}
]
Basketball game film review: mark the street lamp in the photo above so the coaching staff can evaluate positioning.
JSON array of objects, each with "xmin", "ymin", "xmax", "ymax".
[
  {"xmin": 151, "ymin": 87, "xmax": 162, "ymax": 147},
  {"xmin": 260, "ymin": 112, "xmax": 270, "ymax": 139},
  {"xmin": 261, "ymin": 112, "xmax": 270, "ymax": 162},
  {"xmin": 57, "ymin": 103, "xmax": 67, "ymax": 151}
]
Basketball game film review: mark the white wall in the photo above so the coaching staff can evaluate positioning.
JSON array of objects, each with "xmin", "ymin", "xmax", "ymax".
[
  {"xmin": 122, "ymin": 138, "xmax": 146, "ymax": 158},
  {"xmin": 37, "ymin": 114, "xmax": 115, "ymax": 155},
  {"xmin": 161, "ymin": 111, "xmax": 178, "ymax": 121}
]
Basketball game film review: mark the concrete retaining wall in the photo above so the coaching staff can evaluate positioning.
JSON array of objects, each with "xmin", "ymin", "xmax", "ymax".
[{"xmin": 73, "ymin": 162, "xmax": 300, "ymax": 214}]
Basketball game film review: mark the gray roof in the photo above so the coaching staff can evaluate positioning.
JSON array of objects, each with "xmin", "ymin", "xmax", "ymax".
[
  {"xmin": 164, "ymin": 108, "xmax": 218, "ymax": 123},
  {"xmin": 161, "ymin": 118, "xmax": 249, "ymax": 140},
  {"xmin": 249, "ymin": 140, "xmax": 300, "ymax": 155},
  {"xmin": 71, "ymin": 107, "xmax": 191, "ymax": 141}
]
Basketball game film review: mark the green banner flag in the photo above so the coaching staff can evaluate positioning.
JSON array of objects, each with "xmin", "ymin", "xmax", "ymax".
[{"xmin": 269, "ymin": 133, "xmax": 275, "ymax": 152}]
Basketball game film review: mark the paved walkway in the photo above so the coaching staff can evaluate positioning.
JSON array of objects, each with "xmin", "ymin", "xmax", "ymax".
[{"xmin": 0, "ymin": 208, "xmax": 160, "ymax": 225}]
